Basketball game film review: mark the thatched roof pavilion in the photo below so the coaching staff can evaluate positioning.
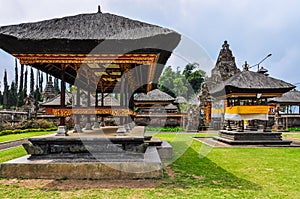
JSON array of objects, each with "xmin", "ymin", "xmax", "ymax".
[
  {"xmin": 0, "ymin": 9, "xmax": 181, "ymax": 93},
  {"xmin": 268, "ymin": 91, "xmax": 300, "ymax": 105},
  {"xmin": 0, "ymin": 8, "xmax": 180, "ymax": 135},
  {"xmin": 134, "ymin": 89, "xmax": 174, "ymax": 103},
  {"xmin": 210, "ymin": 70, "xmax": 295, "ymax": 98}
]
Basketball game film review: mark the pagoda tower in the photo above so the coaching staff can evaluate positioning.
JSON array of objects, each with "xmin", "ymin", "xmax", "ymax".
[{"xmin": 42, "ymin": 76, "xmax": 57, "ymax": 102}]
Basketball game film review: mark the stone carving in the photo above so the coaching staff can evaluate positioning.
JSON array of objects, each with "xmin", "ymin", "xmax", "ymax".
[{"xmin": 22, "ymin": 143, "xmax": 45, "ymax": 155}]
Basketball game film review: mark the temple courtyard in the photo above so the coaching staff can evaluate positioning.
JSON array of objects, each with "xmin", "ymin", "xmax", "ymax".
[{"xmin": 0, "ymin": 131, "xmax": 299, "ymax": 198}]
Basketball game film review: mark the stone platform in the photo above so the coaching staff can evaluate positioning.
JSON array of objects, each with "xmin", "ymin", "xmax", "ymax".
[
  {"xmin": 0, "ymin": 146, "xmax": 162, "ymax": 179},
  {"xmin": 0, "ymin": 126, "xmax": 173, "ymax": 179},
  {"xmin": 213, "ymin": 130, "xmax": 292, "ymax": 145}
]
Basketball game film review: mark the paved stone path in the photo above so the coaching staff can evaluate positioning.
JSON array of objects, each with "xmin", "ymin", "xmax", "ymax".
[{"xmin": 0, "ymin": 139, "xmax": 29, "ymax": 150}]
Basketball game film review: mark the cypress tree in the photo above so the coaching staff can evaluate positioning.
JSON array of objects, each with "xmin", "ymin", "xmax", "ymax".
[
  {"xmin": 0, "ymin": 91, "xmax": 3, "ymax": 105},
  {"xmin": 17, "ymin": 90, "xmax": 25, "ymax": 107},
  {"xmin": 54, "ymin": 77, "xmax": 60, "ymax": 94},
  {"xmin": 9, "ymin": 81, "xmax": 18, "ymax": 108},
  {"xmin": 3, "ymin": 70, "xmax": 9, "ymax": 109},
  {"xmin": 24, "ymin": 67, "xmax": 28, "ymax": 96},
  {"xmin": 30, "ymin": 67, "xmax": 34, "ymax": 95},
  {"xmin": 39, "ymin": 71, "xmax": 43, "ymax": 93},
  {"xmin": 15, "ymin": 59, "xmax": 18, "ymax": 91},
  {"xmin": 19, "ymin": 64, "xmax": 24, "ymax": 93}
]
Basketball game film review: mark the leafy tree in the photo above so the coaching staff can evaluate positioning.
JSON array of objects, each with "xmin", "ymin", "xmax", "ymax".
[
  {"xmin": 30, "ymin": 67, "xmax": 34, "ymax": 95},
  {"xmin": 158, "ymin": 63, "xmax": 206, "ymax": 99},
  {"xmin": 183, "ymin": 63, "xmax": 206, "ymax": 97},
  {"xmin": 158, "ymin": 66, "xmax": 176, "ymax": 96},
  {"xmin": 173, "ymin": 77, "xmax": 188, "ymax": 98}
]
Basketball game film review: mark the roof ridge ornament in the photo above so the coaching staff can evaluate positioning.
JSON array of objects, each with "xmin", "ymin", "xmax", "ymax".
[{"xmin": 98, "ymin": 5, "xmax": 102, "ymax": 13}]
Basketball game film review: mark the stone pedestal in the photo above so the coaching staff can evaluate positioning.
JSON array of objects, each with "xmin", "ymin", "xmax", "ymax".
[
  {"xmin": 99, "ymin": 122, "xmax": 105, "ymax": 127},
  {"xmin": 116, "ymin": 126, "xmax": 126, "ymax": 136},
  {"xmin": 84, "ymin": 123, "xmax": 92, "ymax": 130},
  {"xmin": 56, "ymin": 126, "xmax": 68, "ymax": 136},
  {"xmin": 73, "ymin": 124, "xmax": 82, "ymax": 133},
  {"xmin": 214, "ymin": 130, "xmax": 292, "ymax": 145},
  {"xmin": 93, "ymin": 122, "xmax": 100, "ymax": 129},
  {"xmin": 0, "ymin": 126, "xmax": 174, "ymax": 179}
]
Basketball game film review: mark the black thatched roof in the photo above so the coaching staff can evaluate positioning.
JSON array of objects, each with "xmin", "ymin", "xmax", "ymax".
[
  {"xmin": 97, "ymin": 94, "xmax": 120, "ymax": 106},
  {"xmin": 0, "ymin": 11, "xmax": 180, "ymax": 55},
  {"xmin": 41, "ymin": 92, "xmax": 120, "ymax": 107},
  {"xmin": 210, "ymin": 71, "xmax": 295, "ymax": 97},
  {"xmin": 41, "ymin": 92, "xmax": 73, "ymax": 107},
  {"xmin": 268, "ymin": 91, "xmax": 300, "ymax": 104},
  {"xmin": 174, "ymin": 96, "xmax": 187, "ymax": 104},
  {"xmin": 134, "ymin": 89, "xmax": 174, "ymax": 102},
  {"xmin": 188, "ymin": 95, "xmax": 199, "ymax": 106},
  {"xmin": 165, "ymin": 103, "xmax": 178, "ymax": 110}
]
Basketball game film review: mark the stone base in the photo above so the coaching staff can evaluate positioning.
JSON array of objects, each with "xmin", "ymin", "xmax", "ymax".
[
  {"xmin": 214, "ymin": 130, "xmax": 292, "ymax": 145},
  {"xmin": 0, "ymin": 146, "xmax": 163, "ymax": 179},
  {"xmin": 73, "ymin": 124, "xmax": 82, "ymax": 133},
  {"xmin": 156, "ymin": 140, "xmax": 173, "ymax": 161},
  {"xmin": 56, "ymin": 126, "xmax": 68, "ymax": 136},
  {"xmin": 84, "ymin": 123, "xmax": 92, "ymax": 130},
  {"xmin": 93, "ymin": 122, "xmax": 99, "ymax": 129}
]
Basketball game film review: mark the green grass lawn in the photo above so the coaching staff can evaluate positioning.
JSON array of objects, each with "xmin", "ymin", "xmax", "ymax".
[
  {"xmin": 0, "ymin": 146, "xmax": 27, "ymax": 163},
  {"xmin": 0, "ymin": 134, "xmax": 299, "ymax": 198},
  {"xmin": 0, "ymin": 131, "xmax": 56, "ymax": 143},
  {"xmin": 283, "ymin": 133, "xmax": 300, "ymax": 140}
]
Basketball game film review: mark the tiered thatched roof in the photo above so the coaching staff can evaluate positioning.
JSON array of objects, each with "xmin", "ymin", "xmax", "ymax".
[
  {"xmin": 210, "ymin": 70, "xmax": 295, "ymax": 97},
  {"xmin": 97, "ymin": 94, "xmax": 120, "ymax": 106},
  {"xmin": 188, "ymin": 95, "xmax": 199, "ymax": 106},
  {"xmin": 165, "ymin": 104, "xmax": 178, "ymax": 110},
  {"xmin": 134, "ymin": 89, "xmax": 174, "ymax": 102},
  {"xmin": 41, "ymin": 92, "xmax": 73, "ymax": 107},
  {"xmin": 174, "ymin": 96, "xmax": 187, "ymax": 104},
  {"xmin": 0, "ymin": 11, "xmax": 180, "ymax": 55},
  {"xmin": 268, "ymin": 91, "xmax": 300, "ymax": 104}
]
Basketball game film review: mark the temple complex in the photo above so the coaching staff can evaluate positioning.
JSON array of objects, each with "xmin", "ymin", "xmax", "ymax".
[
  {"xmin": 202, "ymin": 41, "xmax": 295, "ymax": 145},
  {"xmin": 0, "ymin": 8, "xmax": 180, "ymax": 179}
]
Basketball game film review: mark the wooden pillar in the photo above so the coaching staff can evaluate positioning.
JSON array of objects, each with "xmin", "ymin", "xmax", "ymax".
[
  {"xmin": 95, "ymin": 90, "xmax": 99, "ymax": 108},
  {"xmin": 74, "ymin": 86, "xmax": 82, "ymax": 133},
  {"xmin": 100, "ymin": 91, "xmax": 105, "ymax": 126},
  {"xmin": 226, "ymin": 120, "xmax": 232, "ymax": 131},
  {"xmin": 93, "ymin": 90, "xmax": 100, "ymax": 129},
  {"xmin": 60, "ymin": 70, "xmax": 65, "ymax": 126},
  {"xmin": 117, "ymin": 72, "xmax": 126, "ymax": 135},
  {"xmin": 124, "ymin": 78, "xmax": 129, "ymax": 125},
  {"xmin": 56, "ymin": 65, "xmax": 68, "ymax": 136},
  {"xmin": 101, "ymin": 92, "xmax": 104, "ymax": 106},
  {"xmin": 120, "ymin": 75, "xmax": 125, "ymax": 126},
  {"xmin": 85, "ymin": 89, "xmax": 92, "ymax": 130}
]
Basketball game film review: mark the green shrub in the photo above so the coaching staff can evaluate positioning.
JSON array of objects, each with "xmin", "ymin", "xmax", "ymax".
[
  {"xmin": 146, "ymin": 126, "xmax": 184, "ymax": 132},
  {"xmin": 0, "ymin": 127, "xmax": 57, "ymax": 136},
  {"xmin": 287, "ymin": 127, "xmax": 300, "ymax": 132}
]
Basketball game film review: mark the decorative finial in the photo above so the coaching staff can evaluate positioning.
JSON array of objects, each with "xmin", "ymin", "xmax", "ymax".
[
  {"xmin": 243, "ymin": 61, "xmax": 249, "ymax": 71},
  {"xmin": 222, "ymin": 40, "xmax": 229, "ymax": 49},
  {"xmin": 98, "ymin": 5, "xmax": 102, "ymax": 13}
]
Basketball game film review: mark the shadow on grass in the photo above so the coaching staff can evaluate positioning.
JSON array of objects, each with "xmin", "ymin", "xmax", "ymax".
[{"xmin": 161, "ymin": 141, "xmax": 261, "ymax": 191}]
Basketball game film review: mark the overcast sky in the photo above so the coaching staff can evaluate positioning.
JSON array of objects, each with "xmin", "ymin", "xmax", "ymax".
[{"xmin": 1, "ymin": 0, "xmax": 300, "ymax": 88}]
